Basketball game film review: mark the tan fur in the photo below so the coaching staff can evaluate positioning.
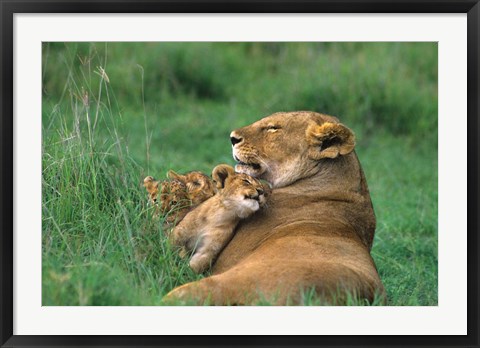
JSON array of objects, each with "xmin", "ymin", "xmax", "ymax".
[
  {"xmin": 143, "ymin": 176, "xmax": 160, "ymax": 205},
  {"xmin": 170, "ymin": 164, "xmax": 270, "ymax": 274},
  {"xmin": 163, "ymin": 111, "xmax": 385, "ymax": 305},
  {"xmin": 143, "ymin": 170, "xmax": 216, "ymax": 226},
  {"xmin": 167, "ymin": 170, "xmax": 216, "ymax": 206}
]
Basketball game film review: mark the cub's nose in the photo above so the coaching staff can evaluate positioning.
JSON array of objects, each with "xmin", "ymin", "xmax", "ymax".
[
  {"xmin": 230, "ymin": 131, "xmax": 243, "ymax": 146},
  {"xmin": 257, "ymin": 188, "xmax": 264, "ymax": 195}
]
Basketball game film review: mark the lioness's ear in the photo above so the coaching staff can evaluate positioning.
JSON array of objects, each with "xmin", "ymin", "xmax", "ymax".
[
  {"xmin": 212, "ymin": 164, "xmax": 235, "ymax": 189},
  {"xmin": 306, "ymin": 122, "xmax": 355, "ymax": 160}
]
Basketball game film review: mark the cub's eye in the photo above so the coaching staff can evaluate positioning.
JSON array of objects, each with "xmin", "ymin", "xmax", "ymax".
[
  {"xmin": 192, "ymin": 181, "xmax": 200, "ymax": 186},
  {"xmin": 242, "ymin": 179, "xmax": 251, "ymax": 185}
]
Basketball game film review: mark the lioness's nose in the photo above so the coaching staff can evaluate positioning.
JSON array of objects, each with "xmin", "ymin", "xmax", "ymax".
[{"xmin": 230, "ymin": 132, "xmax": 243, "ymax": 146}]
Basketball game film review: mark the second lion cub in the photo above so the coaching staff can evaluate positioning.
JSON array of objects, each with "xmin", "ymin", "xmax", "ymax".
[{"xmin": 171, "ymin": 164, "xmax": 270, "ymax": 274}]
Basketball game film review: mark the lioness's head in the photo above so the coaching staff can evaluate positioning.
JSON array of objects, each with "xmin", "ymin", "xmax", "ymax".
[
  {"xmin": 230, "ymin": 111, "xmax": 355, "ymax": 188},
  {"xmin": 212, "ymin": 164, "xmax": 270, "ymax": 217}
]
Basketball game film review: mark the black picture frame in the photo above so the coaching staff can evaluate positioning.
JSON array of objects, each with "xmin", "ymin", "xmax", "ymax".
[{"xmin": 1, "ymin": 1, "xmax": 479, "ymax": 347}]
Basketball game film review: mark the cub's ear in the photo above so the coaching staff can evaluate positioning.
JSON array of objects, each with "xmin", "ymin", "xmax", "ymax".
[
  {"xmin": 306, "ymin": 122, "xmax": 355, "ymax": 160},
  {"xmin": 212, "ymin": 164, "xmax": 235, "ymax": 189},
  {"xmin": 143, "ymin": 176, "xmax": 155, "ymax": 186},
  {"xmin": 143, "ymin": 176, "xmax": 159, "ymax": 193},
  {"xmin": 167, "ymin": 170, "xmax": 185, "ymax": 182}
]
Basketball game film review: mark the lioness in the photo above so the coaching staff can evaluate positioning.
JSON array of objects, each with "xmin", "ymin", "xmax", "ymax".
[
  {"xmin": 171, "ymin": 164, "xmax": 269, "ymax": 274},
  {"xmin": 164, "ymin": 111, "xmax": 385, "ymax": 305}
]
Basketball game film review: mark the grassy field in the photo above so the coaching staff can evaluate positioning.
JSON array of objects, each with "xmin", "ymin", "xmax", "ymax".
[{"xmin": 42, "ymin": 42, "xmax": 438, "ymax": 305}]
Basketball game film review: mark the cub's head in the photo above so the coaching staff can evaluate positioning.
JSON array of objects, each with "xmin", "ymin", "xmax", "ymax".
[
  {"xmin": 167, "ymin": 170, "xmax": 216, "ymax": 205},
  {"xmin": 143, "ymin": 176, "xmax": 190, "ymax": 211},
  {"xmin": 143, "ymin": 176, "xmax": 160, "ymax": 205},
  {"xmin": 212, "ymin": 164, "xmax": 270, "ymax": 218},
  {"xmin": 143, "ymin": 170, "xmax": 216, "ymax": 223},
  {"xmin": 159, "ymin": 179, "xmax": 191, "ymax": 214},
  {"xmin": 230, "ymin": 111, "xmax": 355, "ymax": 188}
]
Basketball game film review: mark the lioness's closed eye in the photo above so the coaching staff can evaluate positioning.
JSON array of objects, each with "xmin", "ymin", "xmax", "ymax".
[{"xmin": 171, "ymin": 164, "xmax": 270, "ymax": 274}]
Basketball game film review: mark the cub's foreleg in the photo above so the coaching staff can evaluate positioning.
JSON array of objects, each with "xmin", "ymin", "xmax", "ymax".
[
  {"xmin": 170, "ymin": 223, "xmax": 197, "ymax": 257},
  {"xmin": 189, "ymin": 228, "xmax": 235, "ymax": 274}
]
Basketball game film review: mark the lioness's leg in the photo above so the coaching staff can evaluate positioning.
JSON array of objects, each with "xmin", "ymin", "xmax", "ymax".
[
  {"xmin": 163, "ymin": 259, "xmax": 384, "ymax": 305},
  {"xmin": 162, "ymin": 275, "xmax": 230, "ymax": 305}
]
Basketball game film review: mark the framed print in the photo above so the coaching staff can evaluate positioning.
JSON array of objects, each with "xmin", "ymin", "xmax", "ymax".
[{"xmin": 1, "ymin": 1, "xmax": 479, "ymax": 347}]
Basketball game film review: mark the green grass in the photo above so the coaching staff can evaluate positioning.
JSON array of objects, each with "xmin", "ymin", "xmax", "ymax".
[{"xmin": 42, "ymin": 42, "xmax": 437, "ymax": 306}]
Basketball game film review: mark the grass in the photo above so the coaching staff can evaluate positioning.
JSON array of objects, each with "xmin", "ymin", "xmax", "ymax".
[{"xmin": 42, "ymin": 42, "xmax": 437, "ymax": 306}]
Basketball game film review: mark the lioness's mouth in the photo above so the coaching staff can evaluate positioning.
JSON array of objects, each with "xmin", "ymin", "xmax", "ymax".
[{"xmin": 234, "ymin": 155, "xmax": 261, "ymax": 170}]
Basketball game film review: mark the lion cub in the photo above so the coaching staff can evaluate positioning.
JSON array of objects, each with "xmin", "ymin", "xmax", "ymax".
[
  {"xmin": 143, "ymin": 170, "xmax": 216, "ymax": 226},
  {"xmin": 171, "ymin": 164, "xmax": 270, "ymax": 274}
]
